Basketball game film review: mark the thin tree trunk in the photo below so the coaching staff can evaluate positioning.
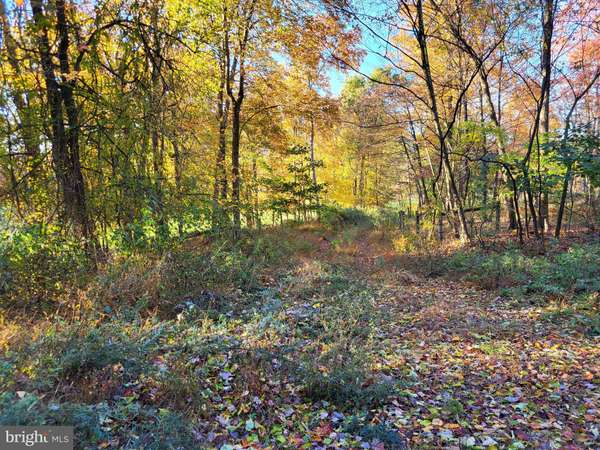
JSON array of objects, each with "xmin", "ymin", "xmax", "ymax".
[
  {"xmin": 521, "ymin": 0, "xmax": 555, "ymax": 239},
  {"xmin": 172, "ymin": 138, "xmax": 183, "ymax": 236},
  {"xmin": 555, "ymin": 164, "xmax": 572, "ymax": 238},
  {"xmin": 0, "ymin": 0, "xmax": 39, "ymax": 156},
  {"xmin": 212, "ymin": 65, "xmax": 229, "ymax": 229},
  {"xmin": 541, "ymin": 77, "xmax": 551, "ymax": 231},
  {"xmin": 230, "ymin": 99, "xmax": 242, "ymax": 233},
  {"xmin": 309, "ymin": 113, "xmax": 319, "ymax": 208},
  {"xmin": 414, "ymin": 0, "xmax": 470, "ymax": 241}
]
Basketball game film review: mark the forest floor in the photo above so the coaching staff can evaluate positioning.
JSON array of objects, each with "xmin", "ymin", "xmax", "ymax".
[{"xmin": 1, "ymin": 224, "xmax": 599, "ymax": 449}]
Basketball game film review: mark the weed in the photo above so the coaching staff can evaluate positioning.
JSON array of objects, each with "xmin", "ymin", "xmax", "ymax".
[
  {"xmin": 443, "ymin": 398, "xmax": 466, "ymax": 418},
  {"xmin": 344, "ymin": 417, "xmax": 407, "ymax": 449},
  {"xmin": 320, "ymin": 205, "xmax": 374, "ymax": 230},
  {"xmin": 442, "ymin": 243, "xmax": 600, "ymax": 299},
  {"xmin": 0, "ymin": 225, "xmax": 89, "ymax": 312},
  {"xmin": 303, "ymin": 365, "xmax": 396, "ymax": 409}
]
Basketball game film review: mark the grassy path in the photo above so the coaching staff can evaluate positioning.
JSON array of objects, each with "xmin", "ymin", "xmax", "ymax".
[
  {"xmin": 1, "ymin": 226, "xmax": 598, "ymax": 449},
  {"xmin": 307, "ymin": 227, "xmax": 599, "ymax": 449}
]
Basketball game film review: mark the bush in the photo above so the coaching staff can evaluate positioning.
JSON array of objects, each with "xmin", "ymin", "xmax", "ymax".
[
  {"xmin": 344, "ymin": 418, "xmax": 407, "ymax": 449},
  {"xmin": 16, "ymin": 317, "xmax": 161, "ymax": 391},
  {"xmin": 0, "ymin": 392, "xmax": 195, "ymax": 449},
  {"xmin": 57, "ymin": 325, "xmax": 145, "ymax": 378},
  {"xmin": 0, "ymin": 224, "xmax": 89, "ymax": 310},
  {"xmin": 540, "ymin": 293, "xmax": 599, "ymax": 336},
  {"xmin": 373, "ymin": 207, "xmax": 415, "ymax": 230},
  {"xmin": 303, "ymin": 365, "xmax": 396, "ymax": 409},
  {"xmin": 297, "ymin": 287, "xmax": 396, "ymax": 409},
  {"xmin": 442, "ymin": 243, "xmax": 600, "ymax": 297},
  {"xmin": 93, "ymin": 239, "xmax": 276, "ymax": 313},
  {"xmin": 319, "ymin": 205, "xmax": 373, "ymax": 229}
]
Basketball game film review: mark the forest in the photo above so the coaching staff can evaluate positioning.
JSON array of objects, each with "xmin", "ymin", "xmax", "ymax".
[{"xmin": 0, "ymin": 0, "xmax": 599, "ymax": 448}]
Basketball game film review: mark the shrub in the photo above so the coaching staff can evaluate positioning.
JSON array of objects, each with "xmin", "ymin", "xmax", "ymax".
[
  {"xmin": 442, "ymin": 243, "xmax": 600, "ymax": 297},
  {"xmin": 540, "ymin": 293, "xmax": 599, "ymax": 336},
  {"xmin": 0, "ymin": 224, "xmax": 89, "ymax": 311},
  {"xmin": 373, "ymin": 207, "xmax": 416, "ymax": 231},
  {"xmin": 303, "ymin": 365, "xmax": 396, "ymax": 409},
  {"xmin": 319, "ymin": 205, "xmax": 373, "ymax": 229},
  {"xmin": 298, "ymin": 289, "xmax": 395, "ymax": 409},
  {"xmin": 0, "ymin": 392, "xmax": 195, "ymax": 449},
  {"xmin": 392, "ymin": 233, "xmax": 424, "ymax": 254},
  {"xmin": 18, "ymin": 318, "xmax": 158, "ymax": 390},
  {"xmin": 344, "ymin": 418, "xmax": 407, "ymax": 449},
  {"xmin": 93, "ymin": 241, "xmax": 268, "ymax": 313},
  {"xmin": 57, "ymin": 325, "xmax": 144, "ymax": 378}
]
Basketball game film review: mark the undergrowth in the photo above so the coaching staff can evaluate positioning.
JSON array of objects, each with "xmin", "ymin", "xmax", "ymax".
[
  {"xmin": 0, "ymin": 224, "xmax": 406, "ymax": 448},
  {"xmin": 441, "ymin": 242, "xmax": 600, "ymax": 296},
  {"xmin": 439, "ymin": 242, "xmax": 600, "ymax": 335},
  {"xmin": 1, "ymin": 217, "xmax": 597, "ymax": 448}
]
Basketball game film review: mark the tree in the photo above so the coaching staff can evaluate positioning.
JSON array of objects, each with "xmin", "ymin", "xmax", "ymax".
[{"xmin": 30, "ymin": 0, "xmax": 93, "ymax": 244}]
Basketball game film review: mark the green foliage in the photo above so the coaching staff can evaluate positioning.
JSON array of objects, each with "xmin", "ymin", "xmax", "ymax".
[
  {"xmin": 454, "ymin": 120, "xmax": 507, "ymax": 151},
  {"xmin": 319, "ymin": 204, "xmax": 373, "ymax": 229},
  {"xmin": 165, "ymin": 246, "xmax": 261, "ymax": 296},
  {"xmin": 19, "ymin": 317, "xmax": 163, "ymax": 390},
  {"xmin": 444, "ymin": 398, "xmax": 466, "ymax": 418},
  {"xmin": 340, "ymin": 75, "xmax": 366, "ymax": 107},
  {"xmin": 374, "ymin": 207, "xmax": 409, "ymax": 228},
  {"xmin": 302, "ymin": 365, "xmax": 396, "ymax": 409},
  {"xmin": 158, "ymin": 230, "xmax": 307, "ymax": 302},
  {"xmin": 0, "ymin": 224, "xmax": 89, "ymax": 310},
  {"xmin": 546, "ymin": 127, "xmax": 600, "ymax": 187},
  {"xmin": 262, "ymin": 145, "xmax": 325, "ymax": 222},
  {"xmin": 56, "ymin": 324, "xmax": 149, "ymax": 379},
  {"xmin": 442, "ymin": 243, "xmax": 600, "ymax": 297},
  {"xmin": 343, "ymin": 418, "xmax": 407, "ymax": 449},
  {"xmin": 584, "ymin": 313, "xmax": 600, "ymax": 337}
]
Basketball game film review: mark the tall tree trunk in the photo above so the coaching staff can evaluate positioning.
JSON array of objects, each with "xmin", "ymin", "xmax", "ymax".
[
  {"xmin": 358, "ymin": 153, "xmax": 365, "ymax": 207},
  {"xmin": 555, "ymin": 164, "xmax": 572, "ymax": 238},
  {"xmin": 230, "ymin": 98, "xmax": 242, "ymax": 233},
  {"xmin": 406, "ymin": 110, "xmax": 430, "ymax": 205},
  {"xmin": 414, "ymin": 0, "xmax": 470, "ymax": 241},
  {"xmin": 224, "ymin": 0, "xmax": 256, "ymax": 237},
  {"xmin": 252, "ymin": 158, "xmax": 261, "ymax": 229},
  {"xmin": 492, "ymin": 169, "xmax": 500, "ymax": 231},
  {"xmin": 212, "ymin": 66, "xmax": 229, "ymax": 229},
  {"xmin": 522, "ymin": 0, "xmax": 555, "ymax": 239},
  {"xmin": 309, "ymin": 113, "xmax": 319, "ymax": 207},
  {"xmin": 55, "ymin": 0, "xmax": 92, "ymax": 241},
  {"xmin": 31, "ymin": 0, "xmax": 92, "ymax": 243},
  {"xmin": 149, "ymin": 9, "xmax": 166, "ymax": 237},
  {"xmin": 541, "ymin": 79, "xmax": 551, "ymax": 231},
  {"xmin": 172, "ymin": 138, "xmax": 183, "ymax": 236}
]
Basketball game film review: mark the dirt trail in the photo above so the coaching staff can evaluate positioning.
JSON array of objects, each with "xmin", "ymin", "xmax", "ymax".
[{"xmin": 324, "ymin": 232, "xmax": 600, "ymax": 449}]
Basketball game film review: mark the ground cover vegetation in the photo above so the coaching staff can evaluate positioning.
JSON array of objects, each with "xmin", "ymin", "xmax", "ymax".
[{"xmin": 0, "ymin": 0, "xmax": 599, "ymax": 448}]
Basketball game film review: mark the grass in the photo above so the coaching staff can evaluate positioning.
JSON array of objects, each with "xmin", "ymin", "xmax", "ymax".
[
  {"xmin": 0, "ymin": 223, "xmax": 404, "ymax": 448},
  {"xmin": 440, "ymin": 242, "xmax": 600, "ymax": 296},
  {"xmin": 433, "ymin": 241, "xmax": 600, "ymax": 335},
  {"xmin": 1, "ymin": 220, "xmax": 598, "ymax": 448}
]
